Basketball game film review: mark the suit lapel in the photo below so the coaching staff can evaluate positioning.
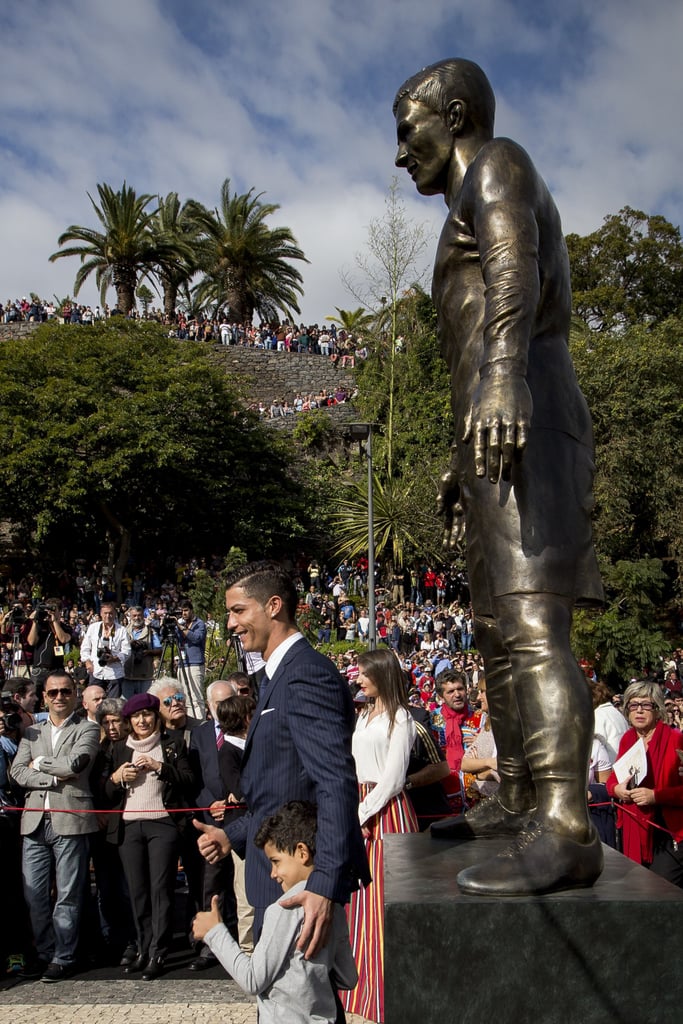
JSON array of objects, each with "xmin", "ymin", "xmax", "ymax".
[
  {"xmin": 52, "ymin": 718, "xmax": 74, "ymax": 757},
  {"xmin": 40, "ymin": 718, "xmax": 54, "ymax": 757},
  {"xmin": 243, "ymin": 637, "xmax": 307, "ymax": 752}
]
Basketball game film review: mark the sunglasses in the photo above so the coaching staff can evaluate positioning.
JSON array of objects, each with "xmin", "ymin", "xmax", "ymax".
[
  {"xmin": 162, "ymin": 693, "xmax": 186, "ymax": 707},
  {"xmin": 627, "ymin": 701, "xmax": 655, "ymax": 712},
  {"xmin": 47, "ymin": 688, "xmax": 74, "ymax": 698}
]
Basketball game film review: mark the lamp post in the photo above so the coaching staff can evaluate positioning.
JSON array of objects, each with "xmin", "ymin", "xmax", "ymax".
[{"xmin": 348, "ymin": 423, "xmax": 376, "ymax": 651}]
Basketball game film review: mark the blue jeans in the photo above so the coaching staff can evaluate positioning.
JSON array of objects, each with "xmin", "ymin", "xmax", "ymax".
[{"xmin": 22, "ymin": 818, "xmax": 89, "ymax": 964}]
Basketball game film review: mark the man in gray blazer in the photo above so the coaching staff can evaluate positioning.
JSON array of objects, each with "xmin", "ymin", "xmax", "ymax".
[{"xmin": 11, "ymin": 670, "xmax": 100, "ymax": 982}]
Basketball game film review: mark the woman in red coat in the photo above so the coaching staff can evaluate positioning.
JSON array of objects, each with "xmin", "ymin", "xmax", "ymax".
[{"xmin": 606, "ymin": 680, "xmax": 683, "ymax": 886}]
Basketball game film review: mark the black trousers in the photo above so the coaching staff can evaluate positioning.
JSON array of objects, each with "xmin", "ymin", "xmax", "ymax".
[{"xmin": 118, "ymin": 818, "xmax": 178, "ymax": 959}]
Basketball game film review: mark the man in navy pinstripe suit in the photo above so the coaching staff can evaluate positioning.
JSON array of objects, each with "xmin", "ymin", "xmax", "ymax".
[{"xmin": 195, "ymin": 561, "xmax": 369, "ymax": 963}]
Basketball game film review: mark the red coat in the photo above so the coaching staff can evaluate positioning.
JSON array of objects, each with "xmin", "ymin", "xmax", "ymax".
[{"xmin": 606, "ymin": 721, "xmax": 683, "ymax": 865}]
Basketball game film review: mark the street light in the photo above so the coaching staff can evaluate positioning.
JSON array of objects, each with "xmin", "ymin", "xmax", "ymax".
[{"xmin": 348, "ymin": 423, "xmax": 376, "ymax": 651}]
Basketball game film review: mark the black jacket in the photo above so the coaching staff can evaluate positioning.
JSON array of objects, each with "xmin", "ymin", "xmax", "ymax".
[{"xmin": 102, "ymin": 730, "xmax": 195, "ymax": 844}]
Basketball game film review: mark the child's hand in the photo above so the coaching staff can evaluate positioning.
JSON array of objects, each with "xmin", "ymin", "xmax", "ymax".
[{"xmin": 192, "ymin": 894, "xmax": 223, "ymax": 942}]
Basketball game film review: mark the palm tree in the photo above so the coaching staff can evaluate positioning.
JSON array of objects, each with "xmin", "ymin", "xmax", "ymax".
[
  {"xmin": 49, "ymin": 182, "xmax": 179, "ymax": 315},
  {"xmin": 329, "ymin": 473, "xmax": 440, "ymax": 568},
  {"xmin": 325, "ymin": 306, "xmax": 376, "ymax": 334},
  {"xmin": 186, "ymin": 179, "xmax": 308, "ymax": 324},
  {"xmin": 148, "ymin": 192, "xmax": 199, "ymax": 322}
]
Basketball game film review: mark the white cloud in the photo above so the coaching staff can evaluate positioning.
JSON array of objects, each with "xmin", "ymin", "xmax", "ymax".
[{"xmin": 0, "ymin": 0, "xmax": 680, "ymax": 320}]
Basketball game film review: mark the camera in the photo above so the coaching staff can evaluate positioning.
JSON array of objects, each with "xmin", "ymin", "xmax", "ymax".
[
  {"xmin": 34, "ymin": 602, "xmax": 49, "ymax": 625},
  {"xmin": 10, "ymin": 604, "xmax": 26, "ymax": 627},
  {"xmin": 97, "ymin": 639, "xmax": 111, "ymax": 666}
]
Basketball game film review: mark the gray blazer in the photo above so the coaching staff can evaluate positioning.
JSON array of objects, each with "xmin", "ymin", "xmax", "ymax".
[{"xmin": 10, "ymin": 716, "xmax": 100, "ymax": 836}]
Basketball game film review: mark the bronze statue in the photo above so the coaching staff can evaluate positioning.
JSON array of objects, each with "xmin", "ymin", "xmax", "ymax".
[{"xmin": 394, "ymin": 59, "xmax": 604, "ymax": 895}]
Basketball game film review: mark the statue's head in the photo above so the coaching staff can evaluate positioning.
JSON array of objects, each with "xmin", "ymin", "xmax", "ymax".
[
  {"xmin": 393, "ymin": 59, "xmax": 496, "ymax": 197},
  {"xmin": 393, "ymin": 58, "xmax": 495, "ymax": 137}
]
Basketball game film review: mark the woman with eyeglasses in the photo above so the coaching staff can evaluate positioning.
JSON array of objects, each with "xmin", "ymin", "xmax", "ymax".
[
  {"xmin": 606, "ymin": 680, "xmax": 683, "ymax": 886},
  {"xmin": 103, "ymin": 692, "xmax": 195, "ymax": 979}
]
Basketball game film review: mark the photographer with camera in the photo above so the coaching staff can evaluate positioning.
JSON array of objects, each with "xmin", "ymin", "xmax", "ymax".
[
  {"xmin": 20, "ymin": 600, "xmax": 73, "ymax": 701},
  {"xmin": 175, "ymin": 601, "xmax": 207, "ymax": 716},
  {"xmin": 80, "ymin": 602, "xmax": 131, "ymax": 698},
  {"xmin": 123, "ymin": 606, "xmax": 161, "ymax": 700}
]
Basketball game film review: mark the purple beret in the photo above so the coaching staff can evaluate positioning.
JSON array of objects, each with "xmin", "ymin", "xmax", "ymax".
[{"xmin": 121, "ymin": 692, "xmax": 160, "ymax": 718}]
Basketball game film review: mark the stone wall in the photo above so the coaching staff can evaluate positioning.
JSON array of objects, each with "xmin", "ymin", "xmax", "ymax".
[
  {"xmin": 209, "ymin": 345, "xmax": 356, "ymax": 407},
  {"xmin": 0, "ymin": 321, "xmax": 41, "ymax": 342},
  {"xmin": 0, "ymin": 322, "xmax": 358, "ymax": 424}
]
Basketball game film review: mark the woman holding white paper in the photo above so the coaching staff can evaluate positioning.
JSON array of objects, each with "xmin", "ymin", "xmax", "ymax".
[{"xmin": 606, "ymin": 680, "xmax": 683, "ymax": 886}]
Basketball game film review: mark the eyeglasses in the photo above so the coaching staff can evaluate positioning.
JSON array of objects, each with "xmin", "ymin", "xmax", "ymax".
[
  {"xmin": 46, "ymin": 688, "xmax": 74, "ymax": 698},
  {"xmin": 627, "ymin": 701, "xmax": 655, "ymax": 712},
  {"xmin": 162, "ymin": 693, "xmax": 185, "ymax": 706}
]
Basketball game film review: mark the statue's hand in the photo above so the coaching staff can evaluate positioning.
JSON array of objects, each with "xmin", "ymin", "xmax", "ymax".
[
  {"xmin": 436, "ymin": 466, "xmax": 465, "ymax": 551},
  {"xmin": 464, "ymin": 370, "xmax": 532, "ymax": 483}
]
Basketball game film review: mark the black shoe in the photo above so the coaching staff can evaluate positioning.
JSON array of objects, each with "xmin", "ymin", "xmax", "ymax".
[
  {"xmin": 19, "ymin": 958, "xmax": 49, "ymax": 979},
  {"xmin": 119, "ymin": 944, "xmax": 138, "ymax": 968},
  {"xmin": 123, "ymin": 952, "xmax": 148, "ymax": 974},
  {"xmin": 41, "ymin": 962, "xmax": 76, "ymax": 983},
  {"xmin": 189, "ymin": 954, "xmax": 218, "ymax": 971},
  {"xmin": 141, "ymin": 956, "xmax": 165, "ymax": 981}
]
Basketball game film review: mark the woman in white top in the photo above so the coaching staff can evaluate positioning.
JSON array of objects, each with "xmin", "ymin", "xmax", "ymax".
[
  {"xmin": 342, "ymin": 648, "xmax": 418, "ymax": 1023},
  {"xmin": 590, "ymin": 679, "xmax": 629, "ymax": 762}
]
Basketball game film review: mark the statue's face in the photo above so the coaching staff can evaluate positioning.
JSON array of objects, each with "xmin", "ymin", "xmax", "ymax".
[{"xmin": 395, "ymin": 95, "xmax": 453, "ymax": 196}]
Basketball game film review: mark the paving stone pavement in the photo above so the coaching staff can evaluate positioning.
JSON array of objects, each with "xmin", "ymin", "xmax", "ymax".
[{"xmin": 0, "ymin": 976, "xmax": 368, "ymax": 1023}]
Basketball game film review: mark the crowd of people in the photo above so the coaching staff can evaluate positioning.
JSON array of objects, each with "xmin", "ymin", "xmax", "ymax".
[
  {"xmin": 1, "ymin": 295, "xmax": 369, "ymax": 368},
  {"xmin": 0, "ymin": 556, "xmax": 682, "ymax": 1021}
]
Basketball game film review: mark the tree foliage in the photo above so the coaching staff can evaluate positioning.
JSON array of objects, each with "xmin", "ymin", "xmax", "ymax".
[
  {"xmin": 572, "ymin": 557, "xmax": 670, "ymax": 689},
  {"xmin": 342, "ymin": 178, "xmax": 432, "ymax": 477},
  {"xmin": 185, "ymin": 179, "xmax": 308, "ymax": 325},
  {"xmin": 571, "ymin": 315, "xmax": 683, "ymax": 594},
  {"xmin": 49, "ymin": 182, "xmax": 184, "ymax": 316},
  {"xmin": 0, "ymin": 320, "xmax": 306, "ymax": 590},
  {"xmin": 566, "ymin": 206, "xmax": 683, "ymax": 333}
]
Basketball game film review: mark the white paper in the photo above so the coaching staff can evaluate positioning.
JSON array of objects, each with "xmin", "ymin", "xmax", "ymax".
[{"xmin": 613, "ymin": 737, "xmax": 648, "ymax": 786}]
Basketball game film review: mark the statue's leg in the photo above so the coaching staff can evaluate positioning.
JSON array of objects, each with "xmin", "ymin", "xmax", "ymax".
[
  {"xmin": 431, "ymin": 614, "xmax": 535, "ymax": 839},
  {"xmin": 456, "ymin": 593, "xmax": 603, "ymax": 895}
]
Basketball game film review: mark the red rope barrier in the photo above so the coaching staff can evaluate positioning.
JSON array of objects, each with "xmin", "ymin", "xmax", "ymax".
[{"xmin": 1, "ymin": 802, "xmax": 247, "ymax": 815}]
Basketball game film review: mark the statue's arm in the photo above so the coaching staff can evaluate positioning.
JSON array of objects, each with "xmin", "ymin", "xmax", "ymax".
[{"xmin": 463, "ymin": 144, "xmax": 539, "ymax": 482}]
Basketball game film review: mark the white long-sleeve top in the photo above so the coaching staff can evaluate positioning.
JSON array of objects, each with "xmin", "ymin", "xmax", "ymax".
[
  {"xmin": 594, "ymin": 703, "xmax": 629, "ymax": 763},
  {"xmin": 352, "ymin": 707, "xmax": 416, "ymax": 827}
]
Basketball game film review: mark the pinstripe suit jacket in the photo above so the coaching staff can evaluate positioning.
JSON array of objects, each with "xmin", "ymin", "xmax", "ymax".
[
  {"xmin": 190, "ymin": 718, "xmax": 226, "ymax": 824},
  {"xmin": 10, "ymin": 715, "xmax": 100, "ymax": 836},
  {"xmin": 226, "ymin": 637, "xmax": 370, "ymax": 910}
]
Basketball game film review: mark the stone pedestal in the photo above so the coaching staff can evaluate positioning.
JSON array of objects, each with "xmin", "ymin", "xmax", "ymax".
[{"xmin": 384, "ymin": 833, "xmax": 683, "ymax": 1024}]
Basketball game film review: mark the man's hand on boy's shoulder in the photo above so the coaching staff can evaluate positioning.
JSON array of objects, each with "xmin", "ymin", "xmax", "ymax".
[{"xmin": 279, "ymin": 889, "xmax": 333, "ymax": 959}]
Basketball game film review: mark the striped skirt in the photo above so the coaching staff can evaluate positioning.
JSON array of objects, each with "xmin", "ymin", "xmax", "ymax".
[{"xmin": 341, "ymin": 784, "xmax": 419, "ymax": 1023}]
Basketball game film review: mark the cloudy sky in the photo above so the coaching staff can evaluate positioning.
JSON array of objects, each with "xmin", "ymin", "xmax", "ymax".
[{"xmin": 2, "ymin": 0, "xmax": 681, "ymax": 322}]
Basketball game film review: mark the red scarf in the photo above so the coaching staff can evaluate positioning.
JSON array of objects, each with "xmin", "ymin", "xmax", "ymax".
[
  {"xmin": 442, "ymin": 704, "xmax": 468, "ymax": 772},
  {"xmin": 619, "ymin": 721, "xmax": 668, "ymax": 866}
]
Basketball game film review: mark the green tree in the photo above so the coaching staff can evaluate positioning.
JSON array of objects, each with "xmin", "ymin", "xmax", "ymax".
[
  {"xmin": 186, "ymin": 179, "xmax": 308, "ymax": 325},
  {"xmin": 566, "ymin": 206, "xmax": 683, "ymax": 333},
  {"xmin": 325, "ymin": 307, "xmax": 376, "ymax": 334},
  {"xmin": 573, "ymin": 558, "xmax": 670, "ymax": 689},
  {"xmin": 341, "ymin": 178, "xmax": 431, "ymax": 477},
  {"xmin": 570, "ymin": 316, "xmax": 683, "ymax": 593},
  {"xmin": 49, "ymin": 182, "xmax": 181, "ymax": 316},
  {"xmin": 148, "ymin": 192, "xmax": 200, "ymax": 322},
  {"xmin": 0, "ymin": 320, "xmax": 306, "ymax": 595},
  {"xmin": 136, "ymin": 283, "xmax": 154, "ymax": 317}
]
